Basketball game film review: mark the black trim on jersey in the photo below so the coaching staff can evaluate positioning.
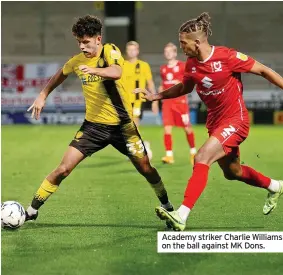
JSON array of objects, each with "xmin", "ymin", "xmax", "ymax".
[
  {"xmin": 99, "ymin": 44, "xmax": 131, "ymax": 124},
  {"xmin": 111, "ymin": 44, "xmax": 118, "ymax": 65},
  {"xmin": 135, "ymin": 63, "xmax": 140, "ymax": 100}
]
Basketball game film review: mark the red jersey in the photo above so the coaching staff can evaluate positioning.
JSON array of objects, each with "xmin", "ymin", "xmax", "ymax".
[
  {"xmin": 160, "ymin": 61, "xmax": 187, "ymax": 104},
  {"xmin": 183, "ymin": 46, "xmax": 255, "ymax": 132}
]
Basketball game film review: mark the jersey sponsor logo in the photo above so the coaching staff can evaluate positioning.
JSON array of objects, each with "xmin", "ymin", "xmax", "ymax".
[
  {"xmin": 164, "ymin": 80, "xmax": 179, "ymax": 85},
  {"xmin": 192, "ymin": 67, "xmax": 196, "ymax": 73},
  {"xmin": 220, "ymin": 125, "xmax": 236, "ymax": 139},
  {"xmin": 126, "ymin": 140, "xmax": 145, "ymax": 155},
  {"xmin": 88, "ymin": 75, "xmax": 103, "ymax": 82},
  {"xmin": 236, "ymin": 52, "xmax": 248, "ymax": 61},
  {"xmin": 199, "ymin": 88, "xmax": 225, "ymax": 96},
  {"xmin": 212, "ymin": 61, "xmax": 222, "ymax": 72},
  {"xmin": 110, "ymin": 49, "xmax": 121, "ymax": 60},
  {"xmin": 80, "ymin": 75, "xmax": 104, "ymax": 85},
  {"xmin": 201, "ymin": 76, "xmax": 213, "ymax": 88}
]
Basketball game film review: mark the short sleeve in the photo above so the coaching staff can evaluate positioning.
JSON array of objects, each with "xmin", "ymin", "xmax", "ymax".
[
  {"xmin": 182, "ymin": 60, "xmax": 192, "ymax": 84},
  {"xmin": 227, "ymin": 49, "xmax": 255, "ymax": 72},
  {"xmin": 144, "ymin": 62, "xmax": 153, "ymax": 81},
  {"xmin": 104, "ymin": 44, "xmax": 124, "ymax": 67},
  {"xmin": 62, "ymin": 57, "xmax": 75, "ymax": 75}
]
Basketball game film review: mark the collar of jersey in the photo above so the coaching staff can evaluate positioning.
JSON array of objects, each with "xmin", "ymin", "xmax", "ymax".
[
  {"xmin": 197, "ymin": 46, "xmax": 215, "ymax": 64},
  {"xmin": 167, "ymin": 60, "xmax": 179, "ymax": 68}
]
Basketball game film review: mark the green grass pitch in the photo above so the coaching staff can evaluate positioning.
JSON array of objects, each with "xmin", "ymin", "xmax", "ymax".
[{"xmin": 2, "ymin": 125, "xmax": 283, "ymax": 275}]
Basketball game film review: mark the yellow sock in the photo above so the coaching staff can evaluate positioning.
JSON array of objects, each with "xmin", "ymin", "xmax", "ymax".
[
  {"xmin": 34, "ymin": 179, "xmax": 58, "ymax": 203},
  {"xmin": 150, "ymin": 180, "xmax": 168, "ymax": 204}
]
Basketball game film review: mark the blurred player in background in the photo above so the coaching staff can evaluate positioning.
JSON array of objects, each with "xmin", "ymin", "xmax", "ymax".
[
  {"xmin": 135, "ymin": 12, "xmax": 283, "ymax": 231},
  {"xmin": 123, "ymin": 41, "xmax": 159, "ymax": 159},
  {"xmin": 25, "ymin": 15, "xmax": 173, "ymax": 221},
  {"xmin": 159, "ymin": 43, "xmax": 196, "ymax": 165}
]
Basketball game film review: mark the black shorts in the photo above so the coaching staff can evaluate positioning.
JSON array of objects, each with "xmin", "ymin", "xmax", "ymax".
[{"xmin": 70, "ymin": 120, "xmax": 147, "ymax": 158}]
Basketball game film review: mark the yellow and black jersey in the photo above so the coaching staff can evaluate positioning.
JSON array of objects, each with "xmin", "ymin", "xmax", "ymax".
[
  {"xmin": 123, "ymin": 60, "xmax": 153, "ymax": 104},
  {"xmin": 63, "ymin": 43, "xmax": 132, "ymax": 125}
]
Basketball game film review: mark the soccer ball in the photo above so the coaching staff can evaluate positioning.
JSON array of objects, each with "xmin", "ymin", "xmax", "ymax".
[{"xmin": 1, "ymin": 201, "xmax": 26, "ymax": 230}]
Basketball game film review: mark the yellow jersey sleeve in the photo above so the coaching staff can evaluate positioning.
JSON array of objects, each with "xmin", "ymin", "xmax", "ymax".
[
  {"xmin": 144, "ymin": 62, "xmax": 153, "ymax": 81},
  {"xmin": 62, "ymin": 55, "xmax": 77, "ymax": 75},
  {"xmin": 104, "ymin": 44, "xmax": 124, "ymax": 67}
]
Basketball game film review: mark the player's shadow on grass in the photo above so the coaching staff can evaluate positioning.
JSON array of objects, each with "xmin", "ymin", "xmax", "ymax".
[
  {"xmin": 22, "ymin": 223, "xmax": 160, "ymax": 230},
  {"xmin": 22, "ymin": 223, "xmax": 264, "ymax": 231}
]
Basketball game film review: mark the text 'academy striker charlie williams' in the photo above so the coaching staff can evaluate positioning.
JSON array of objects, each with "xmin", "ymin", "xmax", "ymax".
[{"xmin": 161, "ymin": 233, "xmax": 283, "ymax": 241}]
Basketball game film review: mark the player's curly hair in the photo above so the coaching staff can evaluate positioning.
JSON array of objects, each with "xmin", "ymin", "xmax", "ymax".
[
  {"xmin": 72, "ymin": 15, "xmax": 102, "ymax": 38},
  {"xmin": 179, "ymin": 12, "xmax": 212, "ymax": 37}
]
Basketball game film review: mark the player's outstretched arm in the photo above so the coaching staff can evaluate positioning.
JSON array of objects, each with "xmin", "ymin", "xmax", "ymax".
[
  {"xmin": 79, "ymin": 65, "xmax": 122, "ymax": 80},
  {"xmin": 27, "ymin": 68, "xmax": 68, "ymax": 120},
  {"xmin": 134, "ymin": 79, "xmax": 194, "ymax": 102},
  {"xmin": 249, "ymin": 61, "xmax": 283, "ymax": 90}
]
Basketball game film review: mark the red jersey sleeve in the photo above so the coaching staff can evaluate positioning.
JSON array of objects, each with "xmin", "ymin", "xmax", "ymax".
[
  {"xmin": 182, "ymin": 60, "xmax": 192, "ymax": 84},
  {"xmin": 227, "ymin": 49, "xmax": 255, "ymax": 73}
]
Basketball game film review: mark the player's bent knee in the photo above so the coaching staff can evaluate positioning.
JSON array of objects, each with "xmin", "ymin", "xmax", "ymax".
[
  {"xmin": 56, "ymin": 164, "xmax": 72, "ymax": 178},
  {"xmin": 194, "ymin": 151, "xmax": 209, "ymax": 165},
  {"xmin": 223, "ymin": 169, "xmax": 242, "ymax": 180},
  {"xmin": 223, "ymin": 172, "xmax": 237, "ymax": 180}
]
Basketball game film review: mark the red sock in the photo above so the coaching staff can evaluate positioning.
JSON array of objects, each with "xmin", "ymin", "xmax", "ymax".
[
  {"xmin": 182, "ymin": 163, "xmax": 210, "ymax": 209},
  {"xmin": 164, "ymin": 134, "xmax": 172, "ymax": 151},
  {"xmin": 240, "ymin": 165, "xmax": 271, "ymax": 189},
  {"xmin": 186, "ymin": 132, "xmax": 195, "ymax": 149}
]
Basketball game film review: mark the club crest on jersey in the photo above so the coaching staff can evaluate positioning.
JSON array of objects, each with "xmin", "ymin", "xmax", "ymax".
[
  {"xmin": 236, "ymin": 52, "xmax": 248, "ymax": 61},
  {"xmin": 173, "ymin": 66, "xmax": 179, "ymax": 73},
  {"xmin": 212, "ymin": 61, "xmax": 222, "ymax": 72},
  {"xmin": 192, "ymin": 67, "xmax": 196, "ymax": 73},
  {"xmin": 110, "ymin": 49, "xmax": 121, "ymax": 60}
]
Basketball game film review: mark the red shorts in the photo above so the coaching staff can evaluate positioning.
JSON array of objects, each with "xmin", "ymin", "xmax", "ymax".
[
  {"xmin": 162, "ymin": 103, "xmax": 190, "ymax": 127},
  {"xmin": 209, "ymin": 120, "xmax": 250, "ymax": 157}
]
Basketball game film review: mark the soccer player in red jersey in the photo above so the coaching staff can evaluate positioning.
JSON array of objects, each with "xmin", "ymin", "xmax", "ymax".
[
  {"xmin": 159, "ymin": 43, "xmax": 197, "ymax": 165},
  {"xmin": 134, "ymin": 12, "xmax": 283, "ymax": 231}
]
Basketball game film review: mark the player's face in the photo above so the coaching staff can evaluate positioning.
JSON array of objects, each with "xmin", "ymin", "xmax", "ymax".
[
  {"xmin": 179, "ymin": 32, "xmax": 198, "ymax": 58},
  {"xmin": 164, "ymin": 46, "xmax": 177, "ymax": 61},
  {"xmin": 126, "ymin": 45, "xmax": 139, "ymax": 59},
  {"xmin": 76, "ymin": 35, "xmax": 102, "ymax": 58}
]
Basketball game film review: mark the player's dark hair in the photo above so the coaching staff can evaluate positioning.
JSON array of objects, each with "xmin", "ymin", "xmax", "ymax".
[
  {"xmin": 72, "ymin": 15, "xmax": 102, "ymax": 38},
  {"xmin": 179, "ymin": 12, "xmax": 212, "ymax": 37}
]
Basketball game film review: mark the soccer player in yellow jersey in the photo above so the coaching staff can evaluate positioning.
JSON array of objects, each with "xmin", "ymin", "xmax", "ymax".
[
  {"xmin": 25, "ymin": 15, "xmax": 173, "ymax": 221},
  {"xmin": 123, "ymin": 41, "xmax": 159, "ymax": 127},
  {"xmin": 123, "ymin": 41, "xmax": 159, "ymax": 159}
]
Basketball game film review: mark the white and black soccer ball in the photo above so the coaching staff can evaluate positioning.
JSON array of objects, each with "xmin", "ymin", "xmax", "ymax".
[{"xmin": 1, "ymin": 201, "xmax": 26, "ymax": 230}]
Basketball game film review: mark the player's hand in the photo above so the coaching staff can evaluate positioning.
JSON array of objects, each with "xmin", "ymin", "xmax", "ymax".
[
  {"xmin": 151, "ymin": 101, "xmax": 159, "ymax": 114},
  {"xmin": 133, "ymin": 88, "xmax": 157, "ymax": 102},
  {"xmin": 27, "ymin": 93, "xmax": 46, "ymax": 120},
  {"xmin": 79, "ymin": 65, "xmax": 96, "ymax": 75}
]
